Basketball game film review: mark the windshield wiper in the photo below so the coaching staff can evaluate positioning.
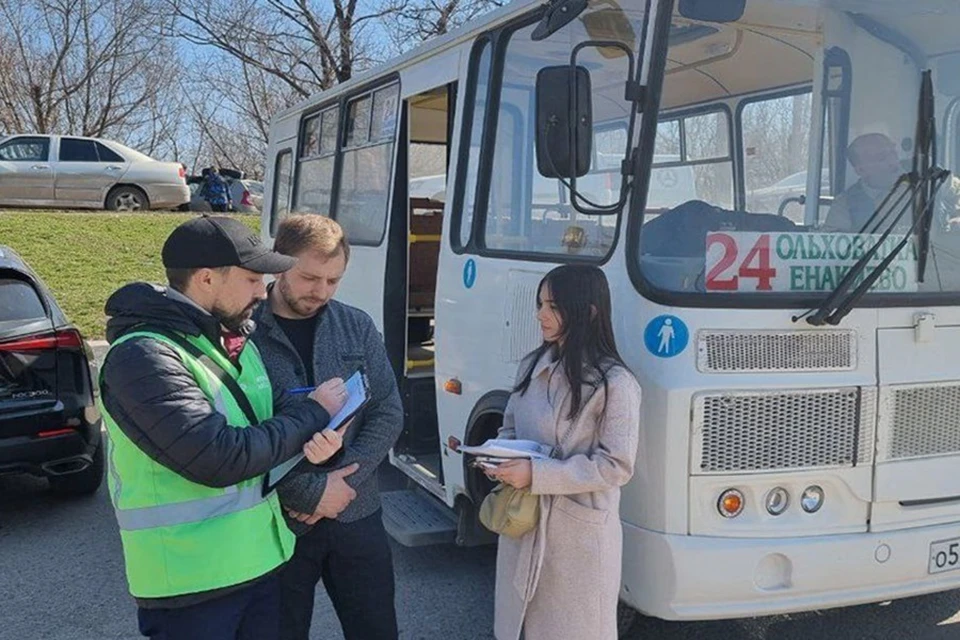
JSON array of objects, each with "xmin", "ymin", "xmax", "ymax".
[
  {"xmin": 914, "ymin": 70, "xmax": 939, "ymax": 284},
  {"xmin": 795, "ymin": 174, "xmax": 915, "ymax": 324},
  {"xmin": 821, "ymin": 168, "xmax": 949, "ymax": 325},
  {"xmin": 798, "ymin": 70, "xmax": 945, "ymax": 326}
]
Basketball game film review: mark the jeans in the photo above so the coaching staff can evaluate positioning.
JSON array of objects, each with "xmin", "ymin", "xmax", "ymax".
[
  {"xmin": 137, "ymin": 574, "xmax": 281, "ymax": 640},
  {"xmin": 279, "ymin": 510, "xmax": 398, "ymax": 640}
]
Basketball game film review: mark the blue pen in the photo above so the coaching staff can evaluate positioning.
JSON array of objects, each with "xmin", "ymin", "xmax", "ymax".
[{"xmin": 287, "ymin": 387, "xmax": 314, "ymax": 395}]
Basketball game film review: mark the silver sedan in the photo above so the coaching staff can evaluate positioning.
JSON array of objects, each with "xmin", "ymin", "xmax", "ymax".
[{"xmin": 0, "ymin": 134, "xmax": 190, "ymax": 211}]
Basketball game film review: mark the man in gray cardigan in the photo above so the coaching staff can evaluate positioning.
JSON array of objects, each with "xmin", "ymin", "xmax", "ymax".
[{"xmin": 251, "ymin": 214, "xmax": 403, "ymax": 640}]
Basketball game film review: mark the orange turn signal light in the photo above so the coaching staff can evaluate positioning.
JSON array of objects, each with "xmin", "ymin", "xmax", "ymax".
[
  {"xmin": 718, "ymin": 489, "xmax": 745, "ymax": 518},
  {"xmin": 444, "ymin": 378, "xmax": 462, "ymax": 395}
]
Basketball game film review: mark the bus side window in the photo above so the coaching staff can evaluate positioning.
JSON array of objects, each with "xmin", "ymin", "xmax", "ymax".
[
  {"xmin": 294, "ymin": 107, "xmax": 338, "ymax": 218},
  {"xmin": 336, "ymin": 83, "xmax": 400, "ymax": 245},
  {"xmin": 270, "ymin": 149, "xmax": 293, "ymax": 236},
  {"xmin": 480, "ymin": 24, "xmax": 635, "ymax": 259},
  {"xmin": 455, "ymin": 41, "xmax": 492, "ymax": 250},
  {"xmin": 742, "ymin": 92, "xmax": 816, "ymax": 223}
]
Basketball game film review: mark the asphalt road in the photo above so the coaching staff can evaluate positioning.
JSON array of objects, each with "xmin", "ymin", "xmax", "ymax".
[
  {"xmin": 2, "ymin": 344, "xmax": 958, "ymax": 639},
  {"xmin": 4, "ymin": 471, "xmax": 960, "ymax": 640}
]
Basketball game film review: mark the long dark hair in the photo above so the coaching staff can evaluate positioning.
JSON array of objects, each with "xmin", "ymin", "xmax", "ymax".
[{"xmin": 515, "ymin": 265, "xmax": 626, "ymax": 419}]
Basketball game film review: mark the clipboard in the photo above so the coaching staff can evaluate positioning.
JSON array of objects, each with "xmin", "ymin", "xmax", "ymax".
[{"xmin": 262, "ymin": 367, "xmax": 371, "ymax": 497}]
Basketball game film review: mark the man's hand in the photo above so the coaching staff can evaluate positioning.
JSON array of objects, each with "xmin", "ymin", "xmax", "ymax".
[
  {"xmin": 287, "ymin": 509, "xmax": 324, "ymax": 526},
  {"xmin": 316, "ymin": 463, "xmax": 359, "ymax": 518},
  {"xmin": 303, "ymin": 429, "xmax": 344, "ymax": 464},
  {"xmin": 286, "ymin": 463, "xmax": 360, "ymax": 524},
  {"xmin": 310, "ymin": 378, "xmax": 346, "ymax": 415}
]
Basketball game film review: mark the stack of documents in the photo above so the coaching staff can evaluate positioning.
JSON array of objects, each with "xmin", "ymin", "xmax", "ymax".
[{"xmin": 458, "ymin": 439, "xmax": 550, "ymax": 469}]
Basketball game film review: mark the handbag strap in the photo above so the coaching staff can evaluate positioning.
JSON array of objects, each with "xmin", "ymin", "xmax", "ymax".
[{"xmin": 550, "ymin": 402, "xmax": 582, "ymax": 459}]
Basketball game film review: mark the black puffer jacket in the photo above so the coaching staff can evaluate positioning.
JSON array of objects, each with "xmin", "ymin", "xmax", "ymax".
[{"xmin": 100, "ymin": 282, "xmax": 330, "ymax": 489}]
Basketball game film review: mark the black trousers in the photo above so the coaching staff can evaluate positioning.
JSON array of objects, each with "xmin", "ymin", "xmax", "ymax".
[
  {"xmin": 210, "ymin": 203, "xmax": 228, "ymax": 212},
  {"xmin": 137, "ymin": 574, "xmax": 280, "ymax": 640},
  {"xmin": 279, "ymin": 509, "xmax": 398, "ymax": 640}
]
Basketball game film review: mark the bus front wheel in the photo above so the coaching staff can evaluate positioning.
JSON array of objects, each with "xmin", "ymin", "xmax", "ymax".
[{"xmin": 617, "ymin": 600, "xmax": 639, "ymax": 638}]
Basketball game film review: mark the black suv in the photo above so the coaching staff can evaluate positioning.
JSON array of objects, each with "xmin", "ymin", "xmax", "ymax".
[{"xmin": 0, "ymin": 245, "xmax": 103, "ymax": 495}]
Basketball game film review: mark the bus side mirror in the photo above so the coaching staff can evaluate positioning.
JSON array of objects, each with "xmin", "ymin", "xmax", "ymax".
[
  {"xmin": 535, "ymin": 65, "xmax": 593, "ymax": 179},
  {"xmin": 532, "ymin": 0, "xmax": 589, "ymax": 41},
  {"xmin": 678, "ymin": 0, "xmax": 745, "ymax": 22}
]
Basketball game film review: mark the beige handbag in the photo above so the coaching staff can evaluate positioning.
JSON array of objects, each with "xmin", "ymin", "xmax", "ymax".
[
  {"xmin": 479, "ymin": 482, "xmax": 540, "ymax": 539},
  {"xmin": 478, "ymin": 424, "xmax": 575, "ymax": 539}
]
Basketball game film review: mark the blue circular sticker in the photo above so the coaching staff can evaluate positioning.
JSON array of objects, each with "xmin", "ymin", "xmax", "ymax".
[
  {"xmin": 644, "ymin": 315, "xmax": 689, "ymax": 358},
  {"xmin": 463, "ymin": 258, "xmax": 477, "ymax": 289}
]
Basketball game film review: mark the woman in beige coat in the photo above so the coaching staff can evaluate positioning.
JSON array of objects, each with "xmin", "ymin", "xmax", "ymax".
[{"xmin": 487, "ymin": 265, "xmax": 641, "ymax": 640}]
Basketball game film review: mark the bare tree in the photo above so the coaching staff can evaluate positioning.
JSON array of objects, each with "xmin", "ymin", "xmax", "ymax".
[
  {"xmin": 0, "ymin": 0, "xmax": 182, "ymax": 158},
  {"xmin": 392, "ymin": 0, "xmax": 504, "ymax": 47},
  {"xmin": 164, "ymin": 0, "xmax": 398, "ymax": 99},
  {"xmin": 165, "ymin": 0, "xmax": 502, "ymax": 177},
  {"xmin": 180, "ymin": 78, "xmax": 271, "ymax": 178}
]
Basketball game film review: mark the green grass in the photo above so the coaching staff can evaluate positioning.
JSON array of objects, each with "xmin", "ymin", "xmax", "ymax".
[{"xmin": 0, "ymin": 210, "xmax": 259, "ymax": 340}]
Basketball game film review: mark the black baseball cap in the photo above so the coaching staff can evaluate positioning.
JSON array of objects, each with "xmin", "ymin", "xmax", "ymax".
[{"xmin": 162, "ymin": 215, "xmax": 296, "ymax": 274}]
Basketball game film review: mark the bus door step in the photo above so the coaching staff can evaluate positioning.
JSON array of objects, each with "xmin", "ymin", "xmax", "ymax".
[{"xmin": 381, "ymin": 489, "xmax": 457, "ymax": 547}]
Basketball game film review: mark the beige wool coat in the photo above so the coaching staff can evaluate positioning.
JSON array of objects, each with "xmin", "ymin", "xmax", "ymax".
[{"xmin": 493, "ymin": 350, "xmax": 642, "ymax": 640}]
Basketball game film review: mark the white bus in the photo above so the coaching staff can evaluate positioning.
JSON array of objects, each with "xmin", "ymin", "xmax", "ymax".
[{"xmin": 262, "ymin": 0, "xmax": 960, "ymax": 627}]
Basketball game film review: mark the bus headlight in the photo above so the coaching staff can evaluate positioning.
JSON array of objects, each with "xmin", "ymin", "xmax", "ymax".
[
  {"xmin": 718, "ymin": 488, "xmax": 744, "ymax": 518},
  {"xmin": 801, "ymin": 485, "xmax": 824, "ymax": 513},
  {"xmin": 765, "ymin": 487, "xmax": 790, "ymax": 516}
]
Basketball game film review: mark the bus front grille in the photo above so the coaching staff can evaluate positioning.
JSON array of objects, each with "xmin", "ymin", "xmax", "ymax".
[
  {"xmin": 697, "ymin": 330, "xmax": 856, "ymax": 373},
  {"xmin": 877, "ymin": 382, "xmax": 960, "ymax": 462},
  {"xmin": 693, "ymin": 387, "xmax": 875, "ymax": 473}
]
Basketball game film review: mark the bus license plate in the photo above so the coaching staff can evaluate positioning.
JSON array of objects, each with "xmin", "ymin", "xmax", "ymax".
[{"xmin": 929, "ymin": 538, "xmax": 960, "ymax": 574}]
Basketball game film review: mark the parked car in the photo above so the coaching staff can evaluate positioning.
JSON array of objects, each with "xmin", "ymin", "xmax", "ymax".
[
  {"xmin": 0, "ymin": 245, "xmax": 103, "ymax": 495},
  {"xmin": 0, "ymin": 134, "xmax": 189, "ymax": 211}
]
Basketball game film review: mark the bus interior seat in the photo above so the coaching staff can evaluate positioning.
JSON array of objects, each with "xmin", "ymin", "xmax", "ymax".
[
  {"xmin": 408, "ymin": 200, "xmax": 441, "ymax": 354},
  {"xmin": 409, "ymin": 200, "xmax": 442, "ymax": 310}
]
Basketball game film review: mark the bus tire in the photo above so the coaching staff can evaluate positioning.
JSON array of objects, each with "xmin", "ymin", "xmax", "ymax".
[
  {"xmin": 463, "ymin": 391, "xmax": 510, "ymax": 504},
  {"xmin": 617, "ymin": 601, "xmax": 640, "ymax": 638},
  {"xmin": 454, "ymin": 494, "xmax": 497, "ymax": 547}
]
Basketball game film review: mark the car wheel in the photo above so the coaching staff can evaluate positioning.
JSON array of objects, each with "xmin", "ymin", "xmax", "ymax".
[
  {"xmin": 106, "ymin": 186, "xmax": 148, "ymax": 212},
  {"xmin": 49, "ymin": 438, "xmax": 104, "ymax": 497}
]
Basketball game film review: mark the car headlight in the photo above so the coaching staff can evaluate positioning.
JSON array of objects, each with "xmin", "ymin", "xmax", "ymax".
[
  {"xmin": 765, "ymin": 487, "xmax": 790, "ymax": 516},
  {"xmin": 801, "ymin": 485, "xmax": 824, "ymax": 513}
]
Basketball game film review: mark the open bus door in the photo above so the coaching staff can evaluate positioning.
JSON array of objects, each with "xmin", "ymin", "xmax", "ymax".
[{"xmin": 380, "ymin": 76, "xmax": 466, "ymax": 547}]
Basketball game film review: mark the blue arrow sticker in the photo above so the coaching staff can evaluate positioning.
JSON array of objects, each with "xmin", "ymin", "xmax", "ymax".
[
  {"xmin": 463, "ymin": 258, "xmax": 477, "ymax": 289},
  {"xmin": 644, "ymin": 315, "xmax": 689, "ymax": 358}
]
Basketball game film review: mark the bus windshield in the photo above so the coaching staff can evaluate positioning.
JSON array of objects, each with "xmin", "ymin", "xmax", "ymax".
[
  {"xmin": 634, "ymin": 0, "xmax": 960, "ymax": 305},
  {"xmin": 461, "ymin": 0, "xmax": 649, "ymax": 259}
]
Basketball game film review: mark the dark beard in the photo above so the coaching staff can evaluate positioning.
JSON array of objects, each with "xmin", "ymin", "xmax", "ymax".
[
  {"xmin": 278, "ymin": 278, "xmax": 322, "ymax": 318},
  {"xmin": 213, "ymin": 301, "xmax": 259, "ymax": 333}
]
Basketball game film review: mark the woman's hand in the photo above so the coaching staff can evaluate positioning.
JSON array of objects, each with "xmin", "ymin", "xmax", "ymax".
[
  {"xmin": 489, "ymin": 459, "xmax": 532, "ymax": 490},
  {"xmin": 303, "ymin": 429, "xmax": 343, "ymax": 464}
]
